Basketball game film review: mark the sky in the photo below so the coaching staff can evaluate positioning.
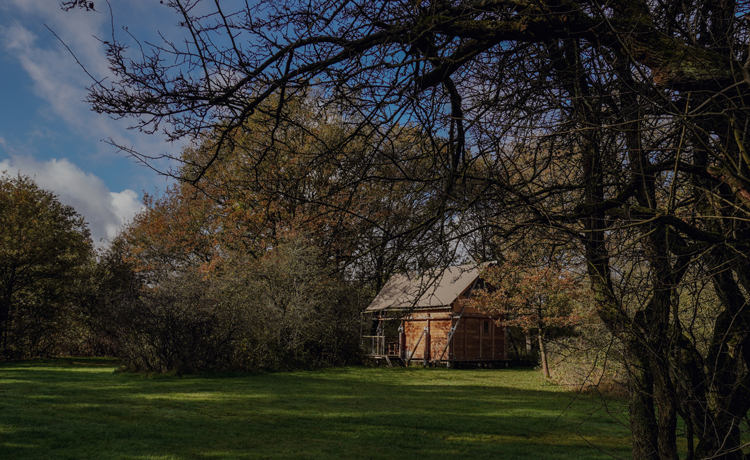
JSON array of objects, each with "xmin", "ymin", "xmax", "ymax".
[{"xmin": 0, "ymin": 1, "xmax": 186, "ymax": 246}]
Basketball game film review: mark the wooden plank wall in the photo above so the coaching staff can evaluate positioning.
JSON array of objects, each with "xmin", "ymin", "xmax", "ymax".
[
  {"xmin": 402, "ymin": 313, "xmax": 505, "ymax": 361},
  {"xmin": 403, "ymin": 316, "xmax": 451, "ymax": 360},
  {"xmin": 429, "ymin": 319, "xmax": 451, "ymax": 360},
  {"xmin": 404, "ymin": 320, "xmax": 428, "ymax": 359},
  {"xmin": 451, "ymin": 318, "xmax": 505, "ymax": 360}
]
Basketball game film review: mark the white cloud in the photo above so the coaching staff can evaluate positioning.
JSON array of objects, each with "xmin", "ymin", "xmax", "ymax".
[
  {"xmin": 108, "ymin": 189, "xmax": 142, "ymax": 238},
  {"xmin": 0, "ymin": 1, "xmax": 183, "ymax": 162},
  {"xmin": 0, "ymin": 136, "xmax": 15, "ymax": 155},
  {"xmin": 0, "ymin": 156, "xmax": 143, "ymax": 246}
]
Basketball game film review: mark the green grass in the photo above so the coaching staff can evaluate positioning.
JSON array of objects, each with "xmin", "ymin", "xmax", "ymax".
[{"xmin": 0, "ymin": 359, "xmax": 632, "ymax": 459}]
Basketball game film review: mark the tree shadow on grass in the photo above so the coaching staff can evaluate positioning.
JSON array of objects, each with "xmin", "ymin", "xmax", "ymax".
[{"xmin": 0, "ymin": 360, "xmax": 631, "ymax": 460}]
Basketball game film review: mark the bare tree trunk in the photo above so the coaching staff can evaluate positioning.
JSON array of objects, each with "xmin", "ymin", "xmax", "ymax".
[
  {"xmin": 627, "ymin": 356, "xmax": 660, "ymax": 460},
  {"xmin": 538, "ymin": 332, "xmax": 550, "ymax": 379}
]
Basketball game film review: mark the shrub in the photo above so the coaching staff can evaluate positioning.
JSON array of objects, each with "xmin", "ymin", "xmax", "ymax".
[
  {"xmin": 113, "ymin": 272, "xmax": 244, "ymax": 373},
  {"xmin": 107, "ymin": 237, "xmax": 364, "ymax": 373},
  {"xmin": 546, "ymin": 323, "xmax": 627, "ymax": 396}
]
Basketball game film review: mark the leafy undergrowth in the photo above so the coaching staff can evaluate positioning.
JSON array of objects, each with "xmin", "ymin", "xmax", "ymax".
[{"xmin": 0, "ymin": 359, "xmax": 631, "ymax": 459}]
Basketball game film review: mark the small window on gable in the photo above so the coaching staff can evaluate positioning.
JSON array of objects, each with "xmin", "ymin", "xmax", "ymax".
[{"xmin": 483, "ymin": 321, "xmax": 490, "ymax": 334}]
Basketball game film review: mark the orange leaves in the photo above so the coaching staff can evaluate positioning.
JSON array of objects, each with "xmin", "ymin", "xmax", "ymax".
[
  {"xmin": 119, "ymin": 94, "xmax": 440, "ymax": 282},
  {"xmin": 467, "ymin": 255, "xmax": 591, "ymax": 332},
  {"xmin": 119, "ymin": 182, "xmax": 224, "ymax": 277}
]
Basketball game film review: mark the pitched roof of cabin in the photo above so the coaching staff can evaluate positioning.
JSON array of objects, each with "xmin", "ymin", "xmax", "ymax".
[{"xmin": 365, "ymin": 264, "xmax": 482, "ymax": 311}]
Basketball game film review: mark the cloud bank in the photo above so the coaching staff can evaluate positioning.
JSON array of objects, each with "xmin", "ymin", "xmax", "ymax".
[{"xmin": 0, "ymin": 156, "xmax": 143, "ymax": 246}]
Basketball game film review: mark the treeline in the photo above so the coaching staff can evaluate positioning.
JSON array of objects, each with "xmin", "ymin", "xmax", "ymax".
[
  {"xmin": 0, "ymin": 172, "xmax": 365, "ymax": 371},
  {"xmin": 0, "ymin": 99, "xmax": 625, "ymax": 378},
  {"xmin": 0, "ymin": 102, "xmax": 439, "ymax": 371},
  {"xmin": 94, "ymin": 238, "xmax": 364, "ymax": 373}
]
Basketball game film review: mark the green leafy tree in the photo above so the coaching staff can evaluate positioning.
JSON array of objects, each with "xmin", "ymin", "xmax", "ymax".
[
  {"xmin": 0, "ymin": 174, "xmax": 92, "ymax": 359},
  {"xmin": 103, "ymin": 233, "xmax": 362, "ymax": 373}
]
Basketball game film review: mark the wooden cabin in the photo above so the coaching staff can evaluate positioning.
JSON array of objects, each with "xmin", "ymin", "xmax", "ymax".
[{"xmin": 364, "ymin": 264, "xmax": 506, "ymax": 367}]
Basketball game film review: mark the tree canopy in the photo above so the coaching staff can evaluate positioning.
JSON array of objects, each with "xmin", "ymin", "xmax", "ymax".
[
  {"xmin": 0, "ymin": 173, "xmax": 92, "ymax": 359},
  {"xmin": 78, "ymin": 1, "xmax": 750, "ymax": 458},
  {"xmin": 467, "ymin": 254, "xmax": 590, "ymax": 378}
]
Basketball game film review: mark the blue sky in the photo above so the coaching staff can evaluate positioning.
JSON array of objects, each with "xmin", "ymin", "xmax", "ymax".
[{"xmin": 0, "ymin": 1, "xmax": 185, "ymax": 245}]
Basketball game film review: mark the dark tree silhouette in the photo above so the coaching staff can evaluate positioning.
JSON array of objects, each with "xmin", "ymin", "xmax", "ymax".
[
  {"xmin": 0, "ymin": 174, "xmax": 92, "ymax": 358},
  {"xmin": 75, "ymin": 1, "xmax": 750, "ymax": 458}
]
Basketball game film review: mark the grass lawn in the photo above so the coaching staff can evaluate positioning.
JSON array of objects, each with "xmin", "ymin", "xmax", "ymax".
[{"xmin": 0, "ymin": 359, "xmax": 631, "ymax": 459}]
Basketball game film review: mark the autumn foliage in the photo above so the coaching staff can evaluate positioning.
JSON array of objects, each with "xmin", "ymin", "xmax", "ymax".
[
  {"xmin": 467, "ymin": 255, "xmax": 590, "ymax": 378},
  {"xmin": 105, "ymin": 100, "xmax": 388, "ymax": 371}
]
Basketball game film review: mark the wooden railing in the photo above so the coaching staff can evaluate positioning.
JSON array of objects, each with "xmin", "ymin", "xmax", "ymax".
[{"xmin": 363, "ymin": 335, "xmax": 400, "ymax": 356}]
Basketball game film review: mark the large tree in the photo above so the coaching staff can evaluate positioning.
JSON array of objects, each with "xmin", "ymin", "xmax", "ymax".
[
  {"xmin": 0, "ymin": 174, "xmax": 92, "ymax": 359},
  {"xmin": 77, "ymin": 1, "xmax": 750, "ymax": 458},
  {"xmin": 117, "ymin": 95, "xmax": 441, "ymax": 293},
  {"xmin": 467, "ymin": 253, "xmax": 589, "ymax": 379}
]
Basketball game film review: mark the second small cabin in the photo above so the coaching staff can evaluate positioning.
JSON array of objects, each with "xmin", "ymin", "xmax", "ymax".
[{"xmin": 364, "ymin": 264, "xmax": 506, "ymax": 367}]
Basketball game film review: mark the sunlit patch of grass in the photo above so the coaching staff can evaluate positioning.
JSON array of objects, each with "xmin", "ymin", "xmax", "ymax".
[
  {"xmin": 0, "ymin": 359, "xmax": 633, "ymax": 459},
  {"xmin": 137, "ymin": 392, "xmax": 228, "ymax": 401}
]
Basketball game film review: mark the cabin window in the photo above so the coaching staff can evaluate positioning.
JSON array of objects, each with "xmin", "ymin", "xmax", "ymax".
[{"xmin": 483, "ymin": 321, "xmax": 490, "ymax": 334}]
